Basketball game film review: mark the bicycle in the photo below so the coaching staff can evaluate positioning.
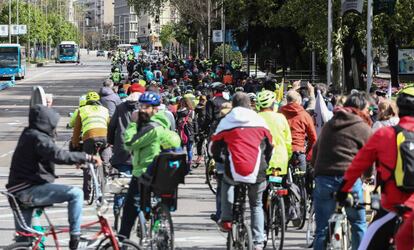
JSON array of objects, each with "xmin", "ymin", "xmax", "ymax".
[
  {"xmin": 286, "ymin": 155, "xmax": 307, "ymax": 229},
  {"xmin": 3, "ymin": 163, "xmax": 141, "ymax": 250},
  {"xmin": 86, "ymin": 141, "xmax": 108, "ymax": 205},
  {"xmin": 264, "ymin": 175, "xmax": 288, "ymax": 250},
  {"xmin": 105, "ymin": 172, "xmax": 132, "ymax": 232},
  {"xmin": 205, "ymin": 155, "xmax": 218, "ymax": 195},
  {"xmin": 226, "ymin": 183, "xmax": 253, "ymax": 250}
]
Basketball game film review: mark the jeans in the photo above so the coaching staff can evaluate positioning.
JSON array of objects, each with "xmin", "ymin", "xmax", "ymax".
[
  {"xmin": 215, "ymin": 173, "xmax": 223, "ymax": 219},
  {"xmin": 293, "ymin": 152, "xmax": 307, "ymax": 172},
  {"xmin": 313, "ymin": 176, "xmax": 366, "ymax": 250},
  {"xmin": 14, "ymin": 183, "xmax": 83, "ymax": 235},
  {"xmin": 186, "ymin": 141, "xmax": 193, "ymax": 164},
  {"xmin": 221, "ymin": 176, "xmax": 267, "ymax": 246},
  {"xmin": 119, "ymin": 176, "xmax": 141, "ymax": 239},
  {"xmin": 113, "ymin": 165, "xmax": 132, "ymax": 214}
]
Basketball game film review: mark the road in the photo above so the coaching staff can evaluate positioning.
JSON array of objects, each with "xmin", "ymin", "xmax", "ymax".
[{"xmin": 0, "ymin": 54, "xmax": 308, "ymax": 249}]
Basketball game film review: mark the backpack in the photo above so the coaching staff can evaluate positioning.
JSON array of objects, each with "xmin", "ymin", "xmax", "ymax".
[
  {"xmin": 391, "ymin": 126, "xmax": 414, "ymax": 192},
  {"xmin": 178, "ymin": 111, "xmax": 192, "ymax": 145}
]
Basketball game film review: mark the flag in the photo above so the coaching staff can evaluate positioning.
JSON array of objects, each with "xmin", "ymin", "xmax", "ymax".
[
  {"xmin": 314, "ymin": 90, "xmax": 333, "ymax": 136},
  {"xmin": 275, "ymin": 78, "xmax": 284, "ymax": 103}
]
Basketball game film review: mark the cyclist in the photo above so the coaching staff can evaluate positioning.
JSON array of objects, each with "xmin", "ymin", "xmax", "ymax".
[
  {"xmin": 211, "ymin": 92, "xmax": 273, "ymax": 250},
  {"xmin": 99, "ymin": 79, "xmax": 122, "ymax": 117},
  {"xmin": 204, "ymin": 82, "xmax": 228, "ymax": 136},
  {"xmin": 6, "ymin": 104, "xmax": 101, "ymax": 250},
  {"xmin": 311, "ymin": 92, "xmax": 372, "ymax": 250},
  {"xmin": 118, "ymin": 91, "xmax": 177, "ymax": 239},
  {"xmin": 256, "ymin": 90, "xmax": 292, "ymax": 176},
  {"xmin": 338, "ymin": 85, "xmax": 414, "ymax": 250},
  {"xmin": 71, "ymin": 91, "xmax": 110, "ymax": 201},
  {"xmin": 68, "ymin": 94, "xmax": 87, "ymax": 129},
  {"xmin": 110, "ymin": 67, "xmax": 123, "ymax": 86},
  {"xmin": 280, "ymin": 90, "xmax": 317, "ymax": 172},
  {"xmin": 107, "ymin": 92, "xmax": 141, "ymax": 217}
]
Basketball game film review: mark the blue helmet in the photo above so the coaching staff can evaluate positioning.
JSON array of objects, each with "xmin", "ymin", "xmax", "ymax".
[{"xmin": 139, "ymin": 91, "xmax": 161, "ymax": 106}]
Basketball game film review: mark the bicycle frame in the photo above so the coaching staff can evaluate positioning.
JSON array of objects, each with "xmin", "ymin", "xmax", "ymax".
[{"xmin": 3, "ymin": 163, "xmax": 122, "ymax": 250}]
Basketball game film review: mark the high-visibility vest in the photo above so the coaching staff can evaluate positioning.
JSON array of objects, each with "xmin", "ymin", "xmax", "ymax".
[{"xmin": 79, "ymin": 105, "xmax": 109, "ymax": 135}]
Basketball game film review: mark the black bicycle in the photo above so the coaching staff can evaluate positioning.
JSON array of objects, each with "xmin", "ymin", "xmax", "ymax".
[
  {"xmin": 286, "ymin": 154, "xmax": 307, "ymax": 229},
  {"xmin": 227, "ymin": 184, "xmax": 253, "ymax": 250},
  {"xmin": 264, "ymin": 175, "xmax": 288, "ymax": 250}
]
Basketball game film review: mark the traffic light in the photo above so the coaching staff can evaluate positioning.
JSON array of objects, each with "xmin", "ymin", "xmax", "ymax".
[{"xmin": 155, "ymin": 15, "xmax": 160, "ymax": 23}]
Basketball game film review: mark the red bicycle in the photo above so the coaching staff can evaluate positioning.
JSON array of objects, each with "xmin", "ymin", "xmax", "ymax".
[{"xmin": 3, "ymin": 163, "xmax": 141, "ymax": 250}]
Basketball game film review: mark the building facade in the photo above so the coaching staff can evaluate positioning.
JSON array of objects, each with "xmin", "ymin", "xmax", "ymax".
[{"xmin": 114, "ymin": 0, "xmax": 178, "ymax": 50}]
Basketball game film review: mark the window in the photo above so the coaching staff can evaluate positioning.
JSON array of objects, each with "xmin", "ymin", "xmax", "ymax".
[
  {"xmin": 130, "ymin": 6, "xmax": 135, "ymax": 13},
  {"xmin": 130, "ymin": 23, "xmax": 138, "ymax": 31},
  {"xmin": 130, "ymin": 15, "xmax": 137, "ymax": 22}
]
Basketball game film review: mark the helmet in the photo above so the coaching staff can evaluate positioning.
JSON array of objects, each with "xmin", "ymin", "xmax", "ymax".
[
  {"xmin": 86, "ymin": 91, "xmax": 100, "ymax": 102},
  {"xmin": 211, "ymin": 82, "xmax": 226, "ymax": 92},
  {"xmin": 397, "ymin": 85, "xmax": 414, "ymax": 115},
  {"xmin": 235, "ymin": 87, "xmax": 244, "ymax": 92},
  {"xmin": 247, "ymin": 92, "xmax": 257, "ymax": 102},
  {"xmin": 257, "ymin": 90, "xmax": 276, "ymax": 109},
  {"xmin": 139, "ymin": 91, "xmax": 161, "ymax": 106},
  {"xmin": 79, "ymin": 95, "xmax": 87, "ymax": 107}
]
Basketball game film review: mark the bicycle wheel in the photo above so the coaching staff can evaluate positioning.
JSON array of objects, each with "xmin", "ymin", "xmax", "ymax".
[
  {"xmin": 87, "ymin": 169, "xmax": 96, "ymax": 205},
  {"xmin": 205, "ymin": 158, "xmax": 217, "ymax": 195},
  {"xmin": 297, "ymin": 180, "xmax": 308, "ymax": 230},
  {"xmin": 270, "ymin": 196, "xmax": 285, "ymax": 250},
  {"xmin": 4, "ymin": 242, "xmax": 32, "ymax": 250},
  {"xmin": 135, "ymin": 211, "xmax": 148, "ymax": 246},
  {"xmin": 306, "ymin": 203, "xmax": 315, "ymax": 248},
  {"xmin": 99, "ymin": 238, "xmax": 142, "ymax": 250},
  {"xmin": 150, "ymin": 204, "xmax": 174, "ymax": 250},
  {"xmin": 227, "ymin": 223, "xmax": 253, "ymax": 250}
]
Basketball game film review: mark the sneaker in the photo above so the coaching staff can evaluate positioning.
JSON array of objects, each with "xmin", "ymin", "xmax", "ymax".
[
  {"xmin": 69, "ymin": 234, "xmax": 80, "ymax": 250},
  {"xmin": 218, "ymin": 220, "xmax": 232, "ymax": 232},
  {"xmin": 195, "ymin": 155, "xmax": 204, "ymax": 164},
  {"xmin": 210, "ymin": 213, "xmax": 219, "ymax": 222}
]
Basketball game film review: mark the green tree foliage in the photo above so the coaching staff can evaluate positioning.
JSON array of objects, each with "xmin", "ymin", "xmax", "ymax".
[
  {"xmin": 159, "ymin": 22, "xmax": 175, "ymax": 47},
  {"xmin": 0, "ymin": 1, "xmax": 80, "ymax": 45},
  {"xmin": 212, "ymin": 44, "xmax": 242, "ymax": 65}
]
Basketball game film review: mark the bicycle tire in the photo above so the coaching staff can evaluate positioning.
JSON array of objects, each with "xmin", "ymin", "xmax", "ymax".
[
  {"xmin": 306, "ymin": 203, "xmax": 315, "ymax": 248},
  {"xmin": 271, "ymin": 196, "xmax": 285, "ymax": 250},
  {"xmin": 205, "ymin": 158, "xmax": 217, "ymax": 195},
  {"xmin": 227, "ymin": 223, "xmax": 253, "ymax": 250},
  {"xmin": 99, "ymin": 238, "xmax": 142, "ymax": 250},
  {"xmin": 297, "ymin": 180, "xmax": 308, "ymax": 230},
  {"xmin": 135, "ymin": 211, "xmax": 147, "ymax": 246},
  {"xmin": 3, "ymin": 242, "xmax": 32, "ymax": 250},
  {"xmin": 150, "ymin": 204, "xmax": 174, "ymax": 250},
  {"xmin": 87, "ymin": 169, "xmax": 96, "ymax": 205}
]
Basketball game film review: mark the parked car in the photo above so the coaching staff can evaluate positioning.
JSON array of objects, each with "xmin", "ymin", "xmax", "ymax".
[{"xmin": 96, "ymin": 50, "xmax": 105, "ymax": 57}]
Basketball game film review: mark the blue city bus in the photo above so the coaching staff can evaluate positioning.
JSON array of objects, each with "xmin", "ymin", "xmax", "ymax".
[
  {"xmin": 56, "ymin": 41, "xmax": 80, "ymax": 63},
  {"xmin": 0, "ymin": 44, "xmax": 26, "ymax": 79}
]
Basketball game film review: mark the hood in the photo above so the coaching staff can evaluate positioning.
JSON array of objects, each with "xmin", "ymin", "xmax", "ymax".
[
  {"xmin": 99, "ymin": 87, "xmax": 114, "ymax": 97},
  {"xmin": 280, "ymin": 103, "xmax": 306, "ymax": 118},
  {"xmin": 329, "ymin": 110, "xmax": 365, "ymax": 130},
  {"xmin": 29, "ymin": 104, "xmax": 60, "ymax": 136},
  {"xmin": 215, "ymin": 107, "xmax": 268, "ymax": 134},
  {"xmin": 150, "ymin": 111, "xmax": 170, "ymax": 129}
]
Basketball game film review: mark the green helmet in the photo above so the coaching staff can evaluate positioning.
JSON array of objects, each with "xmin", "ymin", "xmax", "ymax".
[{"xmin": 256, "ymin": 90, "xmax": 276, "ymax": 109}]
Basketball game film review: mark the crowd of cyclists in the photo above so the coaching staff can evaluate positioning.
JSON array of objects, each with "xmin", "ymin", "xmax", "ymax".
[{"xmin": 4, "ymin": 47, "xmax": 414, "ymax": 250}]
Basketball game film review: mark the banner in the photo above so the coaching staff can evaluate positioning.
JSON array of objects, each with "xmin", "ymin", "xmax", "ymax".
[
  {"xmin": 341, "ymin": 0, "xmax": 363, "ymax": 16},
  {"xmin": 0, "ymin": 25, "xmax": 8, "ymax": 36},
  {"xmin": 18, "ymin": 25, "xmax": 27, "ymax": 34},
  {"xmin": 212, "ymin": 30, "xmax": 223, "ymax": 43},
  {"xmin": 314, "ymin": 90, "xmax": 333, "ymax": 136},
  {"xmin": 398, "ymin": 48, "xmax": 414, "ymax": 75},
  {"xmin": 10, "ymin": 25, "xmax": 19, "ymax": 35}
]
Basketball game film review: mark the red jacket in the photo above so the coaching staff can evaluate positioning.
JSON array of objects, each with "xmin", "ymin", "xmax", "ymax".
[
  {"xmin": 342, "ymin": 116, "xmax": 414, "ymax": 213},
  {"xmin": 280, "ymin": 103, "xmax": 317, "ymax": 154}
]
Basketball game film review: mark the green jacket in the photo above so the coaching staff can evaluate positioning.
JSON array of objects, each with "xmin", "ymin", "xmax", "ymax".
[
  {"xmin": 123, "ymin": 112, "xmax": 172, "ymax": 177},
  {"xmin": 259, "ymin": 111, "xmax": 293, "ymax": 175}
]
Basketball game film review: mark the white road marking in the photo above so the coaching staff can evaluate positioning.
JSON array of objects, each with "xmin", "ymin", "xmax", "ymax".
[{"xmin": 0, "ymin": 150, "xmax": 13, "ymax": 158}]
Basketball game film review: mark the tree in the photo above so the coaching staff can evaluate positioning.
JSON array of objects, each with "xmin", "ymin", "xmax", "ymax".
[{"xmin": 212, "ymin": 44, "xmax": 242, "ymax": 65}]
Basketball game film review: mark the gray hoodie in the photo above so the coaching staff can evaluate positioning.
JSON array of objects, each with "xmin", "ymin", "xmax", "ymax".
[{"xmin": 99, "ymin": 87, "xmax": 122, "ymax": 117}]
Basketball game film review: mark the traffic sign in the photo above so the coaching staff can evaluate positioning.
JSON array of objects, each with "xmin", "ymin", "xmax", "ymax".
[{"xmin": 0, "ymin": 25, "xmax": 8, "ymax": 36}]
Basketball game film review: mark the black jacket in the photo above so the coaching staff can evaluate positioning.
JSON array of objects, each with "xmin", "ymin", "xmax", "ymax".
[
  {"xmin": 204, "ymin": 94, "xmax": 228, "ymax": 135},
  {"xmin": 108, "ymin": 100, "xmax": 138, "ymax": 166},
  {"xmin": 6, "ymin": 105, "xmax": 88, "ymax": 193},
  {"xmin": 177, "ymin": 108, "xmax": 197, "ymax": 143}
]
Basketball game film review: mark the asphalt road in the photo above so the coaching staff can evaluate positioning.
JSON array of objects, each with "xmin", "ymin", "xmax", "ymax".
[{"xmin": 0, "ymin": 53, "xmax": 308, "ymax": 249}]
